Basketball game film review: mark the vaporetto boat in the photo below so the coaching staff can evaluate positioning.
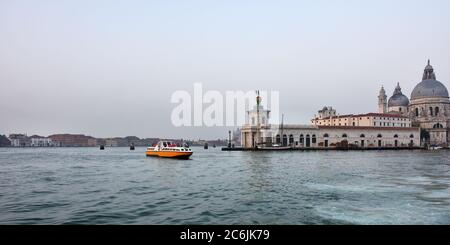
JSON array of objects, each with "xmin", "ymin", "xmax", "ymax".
[{"xmin": 146, "ymin": 141, "xmax": 193, "ymax": 159}]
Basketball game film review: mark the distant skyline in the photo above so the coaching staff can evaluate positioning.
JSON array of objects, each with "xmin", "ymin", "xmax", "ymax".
[{"xmin": 1, "ymin": 0, "xmax": 450, "ymax": 139}]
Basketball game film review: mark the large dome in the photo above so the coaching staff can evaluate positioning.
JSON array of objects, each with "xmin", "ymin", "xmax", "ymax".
[
  {"xmin": 410, "ymin": 60, "xmax": 449, "ymax": 100},
  {"xmin": 388, "ymin": 83, "xmax": 409, "ymax": 107},
  {"xmin": 411, "ymin": 79, "xmax": 449, "ymax": 100}
]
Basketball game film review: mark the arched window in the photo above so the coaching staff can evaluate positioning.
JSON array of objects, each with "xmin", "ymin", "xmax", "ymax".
[
  {"xmin": 415, "ymin": 108, "xmax": 419, "ymax": 117},
  {"xmin": 429, "ymin": 107, "xmax": 433, "ymax": 116},
  {"xmin": 342, "ymin": 134, "xmax": 348, "ymax": 138},
  {"xmin": 276, "ymin": 135, "xmax": 281, "ymax": 144},
  {"xmin": 410, "ymin": 134, "xmax": 414, "ymax": 138},
  {"xmin": 435, "ymin": 107, "xmax": 439, "ymax": 116},
  {"xmin": 299, "ymin": 134, "xmax": 304, "ymax": 144},
  {"xmin": 323, "ymin": 133, "xmax": 329, "ymax": 138},
  {"xmin": 394, "ymin": 134, "xmax": 399, "ymax": 138},
  {"xmin": 282, "ymin": 134, "xmax": 288, "ymax": 146},
  {"xmin": 312, "ymin": 134, "xmax": 317, "ymax": 144},
  {"xmin": 289, "ymin": 135, "xmax": 294, "ymax": 144},
  {"xmin": 377, "ymin": 134, "xmax": 382, "ymax": 138},
  {"xmin": 433, "ymin": 123, "xmax": 444, "ymax": 129},
  {"xmin": 360, "ymin": 134, "xmax": 365, "ymax": 138}
]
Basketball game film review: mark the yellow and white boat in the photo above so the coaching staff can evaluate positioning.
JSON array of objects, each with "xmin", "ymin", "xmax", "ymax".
[{"xmin": 146, "ymin": 141, "xmax": 193, "ymax": 159}]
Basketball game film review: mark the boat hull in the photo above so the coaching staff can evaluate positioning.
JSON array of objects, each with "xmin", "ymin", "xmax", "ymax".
[{"xmin": 146, "ymin": 150, "xmax": 193, "ymax": 159}]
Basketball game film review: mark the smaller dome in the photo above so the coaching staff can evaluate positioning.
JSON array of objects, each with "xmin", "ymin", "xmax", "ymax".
[
  {"xmin": 388, "ymin": 83, "xmax": 409, "ymax": 107},
  {"xmin": 388, "ymin": 94, "xmax": 409, "ymax": 107}
]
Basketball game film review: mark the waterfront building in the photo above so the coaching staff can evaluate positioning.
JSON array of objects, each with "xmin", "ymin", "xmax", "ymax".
[
  {"xmin": 242, "ymin": 59, "xmax": 450, "ymax": 149},
  {"xmin": 49, "ymin": 134, "xmax": 96, "ymax": 147},
  {"xmin": 8, "ymin": 134, "xmax": 30, "ymax": 147},
  {"xmin": 241, "ymin": 100, "xmax": 419, "ymax": 149},
  {"xmin": 241, "ymin": 121, "xmax": 419, "ymax": 149},
  {"xmin": 241, "ymin": 92, "xmax": 272, "ymax": 148},
  {"xmin": 87, "ymin": 138, "xmax": 98, "ymax": 147},
  {"xmin": 406, "ymin": 60, "xmax": 450, "ymax": 146},
  {"xmin": 30, "ymin": 135, "xmax": 54, "ymax": 147},
  {"xmin": 312, "ymin": 112, "xmax": 411, "ymax": 128}
]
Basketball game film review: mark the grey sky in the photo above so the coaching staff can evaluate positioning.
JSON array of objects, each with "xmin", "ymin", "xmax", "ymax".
[{"xmin": 1, "ymin": 0, "xmax": 450, "ymax": 139}]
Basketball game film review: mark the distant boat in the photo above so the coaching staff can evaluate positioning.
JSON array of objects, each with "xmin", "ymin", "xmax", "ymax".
[
  {"xmin": 204, "ymin": 142, "xmax": 209, "ymax": 149},
  {"xmin": 146, "ymin": 141, "xmax": 193, "ymax": 159},
  {"xmin": 100, "ymin": 145, "xmax": 105, "ymax": 150},
  {"xmin": 130, "ymin": 144, "xmax": 135, "ymax": 150},
  {"xmin": 428, "ymin": 145, "xmax": 444, "ymax": 150},
  {"xmin": 213, "ymin": 144, "xmax": 216, "ymax": 148}
]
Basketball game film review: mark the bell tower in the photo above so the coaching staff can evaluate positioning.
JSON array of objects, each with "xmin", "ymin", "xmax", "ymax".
[{"xmin": 378, "ymin": 86, "xmax": 387, "ymax": 113}]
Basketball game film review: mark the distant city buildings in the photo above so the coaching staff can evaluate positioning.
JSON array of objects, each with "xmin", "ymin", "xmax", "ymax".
[{"xmin": 2, "ymin": 133, "xmax": 223, "ymax": 148}]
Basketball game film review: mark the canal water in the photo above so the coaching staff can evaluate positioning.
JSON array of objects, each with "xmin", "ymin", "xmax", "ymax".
[{"xmin": 0, "ymin": 147, "xmax": 449, "ymax": 224}]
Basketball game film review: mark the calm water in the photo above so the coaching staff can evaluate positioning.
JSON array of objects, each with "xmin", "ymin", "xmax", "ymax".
[{"xmin": 0, "ymin": 147, "xmax": 449, "ymax": 224}]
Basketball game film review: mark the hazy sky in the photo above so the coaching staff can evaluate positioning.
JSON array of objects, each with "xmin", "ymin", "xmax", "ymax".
[{"xmin": 1, "ymin": 0, "xmax": 450, "ymax": 139}]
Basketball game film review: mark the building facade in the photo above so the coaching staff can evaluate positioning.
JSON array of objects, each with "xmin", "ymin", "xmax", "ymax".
[
  {"xmin": 312, "ymin": 112, "xmax": 411, "ymax": 128},
  {"xmin": 8, "ymin": 134, "xmax": 30, "ymax": 147},
  {"xmin": 241, "ymin": 123, "xmax": 420, "ymax": 149},
  {"xmin": 49, "ymin": 134, "xmax": 97, "ymax": 147},
  {"xmin": 241, "ymin": 96, "xmax": 420, "ymax": 149},
  {"xmin": 30, "ymin": 136, "xmax": 54, "ymax": 147}
]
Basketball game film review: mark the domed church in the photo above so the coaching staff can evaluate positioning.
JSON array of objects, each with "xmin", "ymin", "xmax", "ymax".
[
  {"xmin": 409, "ymin": 60, "xmax": 449, "ymax": 146},
  {"xmin": 380, "ymin": 60, "xmax": 450, "ymax": 146}
]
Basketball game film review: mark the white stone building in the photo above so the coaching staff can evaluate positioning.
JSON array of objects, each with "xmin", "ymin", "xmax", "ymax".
[
  {"xmin": 31, "ymin": 137, "xmax": 54, "ymax": 147},
  {"xmin": 312, "ymin": 112, "xmax": 411, "ymax": 128},
  {"xmin": 241, "ymin": 97, "xmax": 420, "ymax": 149}
]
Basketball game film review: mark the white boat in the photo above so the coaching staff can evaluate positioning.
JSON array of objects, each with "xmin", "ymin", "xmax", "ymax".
[{"xmin": 428, "ymin": 145, "xmax": 444, "ymax": 150}]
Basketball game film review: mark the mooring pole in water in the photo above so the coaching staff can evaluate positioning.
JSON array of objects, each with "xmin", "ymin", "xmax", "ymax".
[{"xmin": 228, "ymin": 130, "xmax": 232, "ymax": 148}]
